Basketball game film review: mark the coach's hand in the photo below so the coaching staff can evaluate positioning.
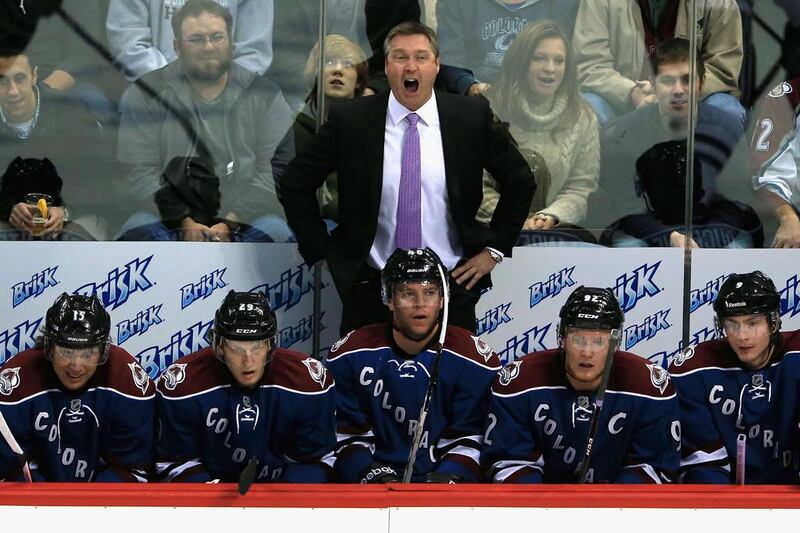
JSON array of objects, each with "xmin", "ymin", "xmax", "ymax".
[{"xmin": 453, "ymin": 249, "xmax": 496, "ymax": 290}]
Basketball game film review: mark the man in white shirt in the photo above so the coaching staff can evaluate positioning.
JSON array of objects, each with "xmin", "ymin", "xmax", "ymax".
[{"xmin": 278, "ymin": 21, "xmax": 535, "ymax": 335}]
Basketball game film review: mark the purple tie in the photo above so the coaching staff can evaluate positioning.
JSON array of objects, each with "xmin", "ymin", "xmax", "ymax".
[{"xmin": 395, "ymin": 113, "xmax": 422, "ymax": 249}]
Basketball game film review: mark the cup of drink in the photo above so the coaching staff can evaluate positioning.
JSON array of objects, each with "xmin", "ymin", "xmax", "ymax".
[{"xmin": 24, "ymin": 193, "xmax": 53, "ymax": 237}]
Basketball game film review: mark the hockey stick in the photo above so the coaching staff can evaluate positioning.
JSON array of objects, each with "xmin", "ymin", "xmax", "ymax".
[
  {"xmin": 0, "ymin": 410, "xmax": 32, "ymax": 482},
  {"xmin": 238, "ymin": 457, "xmax": 259, "ymax": 495},
  {"xmin": 577, "ymin": 328, "xmax": 621, "ymax": 484},
  {"xmin": 402, "ymin": 263, "xmax": 450, "ymax": 484}
]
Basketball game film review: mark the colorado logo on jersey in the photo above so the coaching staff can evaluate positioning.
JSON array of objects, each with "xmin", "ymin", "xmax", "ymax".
[
  {"xmin": 329, "ymin": 331, "xmax": 353, "ymax": 354},
  {"xmin": 302, "ymin": 358, "xmax": 327, "ymax": 388},
  {"xmin": 160, "ymin": 363, "xmax": 187, "ymax": 391},
  {"xmin": 671, "ymin": 347, "xmax": 695, "ymax": 367},
  {"xmin": 769, "ymin": 82, "xmax": 793, "ymax": 98},
  {"xmin": 128, "ymin": 362, "xmax": 150, "ymax": 395},
  {"xmin": 498, "ymin": 361, "xmax": 521, "ymax": 386},
  {"xmin": 647, "ymin": 363, "xmax": 670, "ymax": 394},
  {"xmin": 472, "ymin": 336, "xmax": 494, "ymax": 364},
  {"xmin": 0, "ymin": 367, "xmax": 20, "ymax": 395}
]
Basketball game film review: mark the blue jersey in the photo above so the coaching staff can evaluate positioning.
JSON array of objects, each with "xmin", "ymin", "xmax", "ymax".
[
  {"xmin": 669, "ymin": 332, "xmax": 800, "ymax": 484},
  {"xmin": 156, "ymin": 347, "xmax": 336, "ymax": 483},
  {"xmin": 326, "ymin": 324, "xmax": 501, "ymax": 482},
  {"xmin": 0, "ymin": 347, "xmax": 155, "ymax": 482},
  {"xmin": 483, "ymin": 349, "xmax": 680, "ymax": 484}
]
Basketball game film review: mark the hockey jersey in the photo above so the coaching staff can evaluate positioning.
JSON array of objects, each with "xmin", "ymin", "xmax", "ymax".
[
  {"xmin": 669, "ymin": 332, "xmax": 800, "ymax": 484},
  {"xmin": 156, "ymin": 347, "xmax": 336, "ymax": 483},
  {"xmin": 483, "ymin": 349, "xmax": 680, "ymax": 484},
  {"xmin": 326, "ymin": 324, "xmax": 502, "ymax": 482},
  {"xmin": 0, "ymin": 346, "xmax": 155, "ymax": 482},
  {"xmin": 750, "ymin": 78, "xmax": 800, "ymax": 205}
]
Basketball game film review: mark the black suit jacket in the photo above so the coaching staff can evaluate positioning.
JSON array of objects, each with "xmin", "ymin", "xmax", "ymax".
[{"xmin": 278, "ymin": 90, "xmax": 535, "ymax": 294}]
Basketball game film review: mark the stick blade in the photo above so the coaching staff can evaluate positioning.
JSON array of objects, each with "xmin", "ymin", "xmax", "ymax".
[{"xmin": 238, "ymin": 458, "xmax": 259, "ymax": 495}]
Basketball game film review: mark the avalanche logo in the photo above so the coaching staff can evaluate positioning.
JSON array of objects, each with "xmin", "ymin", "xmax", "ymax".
[
  {"xmin": 472, "ymin": 336, "xmax": 494, "ymax": 364},
  {"xmin": 73, "ymin": 256, "xmax": 155, "ymax": 310},
  {"xmin": 497, "ymin": 323, "xmax": 551, "ymax": 365},
  {"xmin": 250, "ymin": 265, "xmax": 316, "ymax": 313},
  {"xmin": 0, "ymin": 367, "xmax": 20, "ymax": 396},
  {"xmin": 476, "ymin": 302, "xmax": 512, "ymax": 336},
  {"xmin": 11, "ymin": 266, "xmax": 59, "ymax": 308},
  {"xmin": 302, "ymin": 358, "xmax": 327, "ymax": 388},
  {"xmin": 529, "ymin": 266, "xmax": 576, "ymax": 308},
  {"xmin": 160, "ymin": 363, "xmax": 188, "ymax": 391},
  {"xmin": 137, "ymin": 320, "xmax": 212, "ymax": 379},
  {"xmin": 671, "ymin": 347, "xmax": 695, "ymax": 367},
  {"xmin": 612, "ymin": 262, "xmax": 662, "ymax": 312},
  {"xmin": 180, "ymin": 268, "xmax": 227, "ymax": 309},
  {"xmin": 498, "ymin": 361, "xmax": 521, "ymax": 386},
  {"xmin": 779, "ymin": 275, "xmax": 800, "ymax": 318},
  {"xmin": 0, "ymin": 318, "xmax": 42, "ymax": 365},
  {"xmin": 116, "ymin": 305, "xmax": 164, "ymax": 345},
  {"xmin": 690, "ymin": 275, "xmax": 730, "ymax": 314},
  {"xmin": 329, "ymin": 331, "xmax": 352, "ymax": 354},
  {"xmin": 647, "ymin": 363, "xmax": 670, "ymax": 394},
  {"xmin": 127, "ymin": 362, "xmax": 150, "ymax": 395},
  {"xmin": 277, "ymin": 313, "xmax": 321, "ymax": 350},
  {"xmin": 624, "ymin": 309, "xmax": 671, "ymax": 350}
]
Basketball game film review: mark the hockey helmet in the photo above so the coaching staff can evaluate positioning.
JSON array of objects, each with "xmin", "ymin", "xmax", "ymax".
[
  {"xmin": 381, "ymin": 248, "xmax": 448, "ymax": 305},
  {"xmin": 713, "ymin": 271, "xmax": 781, "ymax": 335},
  {"xmin": 558, "ymin": 286, "xmax": 624, "ymax": 341},
  {"xmin": 44, "ymin": 293, "xmax": 111, "ymax": 363},
  {"xmin": 211, "ymin": 290, "xmax": 277, "ymax": 362}
]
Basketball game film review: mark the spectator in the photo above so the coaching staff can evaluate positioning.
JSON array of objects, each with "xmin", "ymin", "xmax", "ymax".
[
  {"xmin": 107, "ymin": 0, "xmax": 273, "ymax": 81},
  {"xmin": 326, "ymin": 248, "xmax": 501, "ymax": 483},
  {"xmin": 270, "ymin": 0, "xmax": 370, "ymax": 111},
  {"xmin": 0, "ymin": 293, "xmax": 155, "ymax": 482},
  {"xmin": 669, "ymin": 271, "xmax": 800, "ymax": 483},
  {"xmin": 156, "ymin": 291, "xmax": 336, "ymax": 483},
  {"xmin": 436, "ymin": 0, "xmax": 579, "ymax": 96},
  {"xmin": 478, "ymin": 20, "xmax": 599, "ymax": 245},
  {"xmin": 573, "ymin": 0, "xmax": 745, "ymax": 129},
  {"xmin": 599, "ymin": 38, "xmax": 761, "ymax": 248},
  {"xmin": 293, "ymin": 34, "xmax": 370, "ymax": 223},
  {"xmin": 278, "ymin": 22, "xmax": 534, "ymax": 335},
  {"xmin": 0, "ymin": 51, "xmax": 111, "ymax": 240},
  {"xmin": 117, "ymin": 0, "xmax": 295, "ymax": 242},
  {"xmin": 749, "ymin": 77, "xmax": 800, "ymax": 248}
]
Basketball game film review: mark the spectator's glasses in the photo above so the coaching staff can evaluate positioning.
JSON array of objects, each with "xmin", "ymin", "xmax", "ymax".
[{"xmin": 182, "ymin": 32, "xmax": 228, "ymax": 48}]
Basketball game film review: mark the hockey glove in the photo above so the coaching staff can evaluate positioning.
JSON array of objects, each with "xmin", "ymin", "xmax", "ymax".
[{"xmin": 359, "ymin": 462, "xmax": 399, "ymax": 484}]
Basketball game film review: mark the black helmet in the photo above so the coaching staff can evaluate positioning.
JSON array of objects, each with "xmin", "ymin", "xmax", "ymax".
[
  {"xmin": 213, "ymin": 290, "xmax": 277, "ymax": 342},
  {"xmin": 381, "ymin": 248, "xmax": 448, "ymax": 304},
  {"xmin": 558, "ymin": 286, "xmax": 624, "ymax": 340},
  {"xmin": 713, "ymin": 271, "xmax": 781, "ymax": 335},
  {"xmin": 44, "ymin": 293, "xmax": 111, "ymax": 363}
]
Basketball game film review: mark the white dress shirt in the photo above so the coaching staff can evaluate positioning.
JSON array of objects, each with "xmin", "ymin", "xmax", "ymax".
[{"xmin": 368, "ymin": 92, "xmax": 463, "ymax": 270}]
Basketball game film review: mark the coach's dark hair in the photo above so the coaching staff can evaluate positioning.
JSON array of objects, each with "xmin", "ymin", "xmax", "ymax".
[
  {"xmin": 383, "ymin": 21, "xmax": 439, "ymax": 58},
  {"xmin": 172, "ymin": 0, "xmax": 234, "ymax": 40},
  {"xmin": 649, "ymin": 37, "xmax": 705, "ymax": 81}
]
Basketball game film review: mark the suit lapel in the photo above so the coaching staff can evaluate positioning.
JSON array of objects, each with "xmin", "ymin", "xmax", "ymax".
[
  {"xmin": 363, "ymin": 92, "xmax": 389, "ymax": 213},
  {"xmin": 436, "ymin": 91, "xmax": 463, "ymax": 210}
]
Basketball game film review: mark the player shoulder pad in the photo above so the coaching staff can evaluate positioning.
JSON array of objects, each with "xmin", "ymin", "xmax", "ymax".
[
  {"xmin": 327, "ymin": 324, "xmax": 388, "ymax": 361},
  {"xmin": 268, "ymin": 348, "xmax": 333, "ymax": 393},
  {"xmin": 0, "ymin": 349, "xmax": 50, "ymax": 403},
  {"xmin": 157, "ymin": 348, "xmax": 223, "ymax": 397},
  {"xmin": 778, "ymin": 330, "xmax": 800, "ymax": 357},
  {"xmin": 492, "ymin": 349, "xmax": 561, "ymax": 395},
  {"xmin": 442, "ymin": 327, "xmax": 502, "ymax": 370},
  {"xmin": 609, "ymin": 352, "xmax": 675, "ymax": 398},
  {"xmin": 668, "ymin": 339, "xmax": 736, "ymax": 375},
  {"xmin": 101, "ymin": 345, "xmax": 155, "ymax": 398}
]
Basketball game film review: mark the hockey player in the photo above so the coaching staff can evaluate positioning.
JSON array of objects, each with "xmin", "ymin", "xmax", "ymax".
[
  {"xmin": 156, "ymin": 290, "xmax": 336, "ymax": 483},
  {"xmin": 327, "ymin": 248, "xmax": 501, "ymax": 483},
  {"xmin": 0, "ymin": 293, "xmax": 155, "ymax": 482},
  {"xmin": 483, "ymin": 286, "xmax": 680, "ymax": 483},
  {"xmin": 669, "ymin": 271, "xmax": 800, "ymax": 483}
]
